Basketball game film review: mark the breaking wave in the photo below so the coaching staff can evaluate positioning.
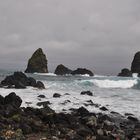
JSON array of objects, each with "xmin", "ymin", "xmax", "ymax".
[{"xmin": 80, "ymin": 79, "xmax": 139, "ymax": 89}]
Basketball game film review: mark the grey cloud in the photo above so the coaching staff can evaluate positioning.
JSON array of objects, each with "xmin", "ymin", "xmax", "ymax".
[{"xmin": 0, "ymin": 0, "xmax": 140, "ymax": 74}]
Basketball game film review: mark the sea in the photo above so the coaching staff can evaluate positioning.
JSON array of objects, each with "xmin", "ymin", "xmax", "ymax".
[{"xmin": 0, "ymin": 70, "xmax": 140, "ymax": 119}]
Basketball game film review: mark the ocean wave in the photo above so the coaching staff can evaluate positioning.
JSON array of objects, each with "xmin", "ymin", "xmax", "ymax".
[
  {"xmin": 81, "ymin": 79, "xmax": 138, "ymax": 89},
  {"xmin": 34, "ymin": 73, "xmax": 57, "ymax": 76}
]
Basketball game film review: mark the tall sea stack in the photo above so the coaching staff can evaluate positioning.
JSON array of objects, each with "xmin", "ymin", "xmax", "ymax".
[
  {"xmin": 25, "ymin": 48, "xmax": 48, "ymax": 73},
  {"xmin": 131, "ymin": 52, "xmax": 140, "ymax": 74}
]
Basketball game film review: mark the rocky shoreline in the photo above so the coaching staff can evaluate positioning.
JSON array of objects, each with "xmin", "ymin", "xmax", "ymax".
[{"xmin": 0, "ymin": 92, "xmax": 139, "ymax": 140}]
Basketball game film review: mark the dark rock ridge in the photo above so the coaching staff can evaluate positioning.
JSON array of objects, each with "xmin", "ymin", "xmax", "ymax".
[
  {"xmin": 54, "ymin": 64, "xmax": 72, "ymax": 75},
  {"xmin": 131, "ymin": 51, "xmax": 140, "ymax": 74},
  {"xmin": 118, "ymin": 68, "xmax": 132, "ymax": 77},
  {"xmin": 25, "ymin": 48, "xmax": 48, "ymax": 73},
  {"xmin": 0, "ymin": 93, "xmax": 139, "ymax": 139},
  {"xmin": 71, "ymin": 68, "xmax": 94, "ymax": 76},
  {"xmin": 1, "ymin": 71, "xmax": 45, "ymax": 89}
]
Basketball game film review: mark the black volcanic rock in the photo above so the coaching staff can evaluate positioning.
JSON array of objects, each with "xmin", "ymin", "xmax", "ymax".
[
  {"xmin": 80, "ymin": 91, "xmax": 93, "ymax": 96},
  {"xmin": 53, "ymin": 93, "xmax": 61, "ymax": 98},
  {"xmin": 4, "ymin": 92, "xmax": 22, "ymax": 108},
  {"xmin": 1, "ymin": 72, "xmax": 29, "ymax": 87},
  {"xmin": 131, "ymin": 52, "xmax": 140, "ymax": 74},
  {"xmin": 118, "ymin": 68, "xmax": 132, "ymax": 77},
  {"xmin": 35, "ymin": 81, "xmax": 45, "ymax": 89},
  {"xmin": 71, "ymin": 68, "xmax": 94, "ymax": 76},
  {"xmin": 25, "ymin": 48, "xmax": 48, "ymax": 73},
  {"xmin": 1, "ymin": 72, "xmax": 45, "ymax": 89},
  {"xmin": 54, "ymin": 64, "xmax": 72, "ymax": 75}
]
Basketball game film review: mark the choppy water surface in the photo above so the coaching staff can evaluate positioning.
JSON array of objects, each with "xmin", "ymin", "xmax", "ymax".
[{"xmin": 0, "ymin": 71, "xmax": 140, "ymax": 119}]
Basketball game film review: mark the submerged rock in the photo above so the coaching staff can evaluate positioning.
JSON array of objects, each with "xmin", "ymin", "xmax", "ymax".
[
  {"xmin": 71, "ymin": 68, "xmax": 94, "ymax": 76},
  {"xmin": 25, "ymin": 48, "xmax": 48, "ymax": 73},
  {"xmin": 118, "ymin": 68, "xmax": 132, "ymax": 77},
  {"xmin": 54, "ymin": 64, "xmax": 72, "ymax": 75}
]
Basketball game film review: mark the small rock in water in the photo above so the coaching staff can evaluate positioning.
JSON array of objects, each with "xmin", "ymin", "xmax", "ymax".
[
  {"xmin": 35, "ymin": 81, "xmax": 45, "ymax": 89},
  {"xmin": 64, "ymin": 93, "xmax": 70, "ymax": 96},
  {"xmin": 38, "ymin": 95, "xmax": 46, "ymax": 98},
  {"xmin": 37, "ymin": 101, "xmax": 51, "ymax": 107},
  {"xmin": 100, "ymin": 106, "xmax": 108, "ymax": 111},
  {"xmin": 125, "ymin": 113, "xmax": 134, "ymax": 116},
  {"xmin": 127, "ymin": 116, "xmax": 139, "ymax": 122},
  {"xmin": 80, "ymin": 91, "xmax": 93, "ymax": 96},
  {"xmin": 53, "ymin": 93, "xmax": 61, "ymax": 98}
]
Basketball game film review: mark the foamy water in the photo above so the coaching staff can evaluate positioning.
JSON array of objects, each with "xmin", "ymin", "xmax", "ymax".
[{"xmin": 0, "ymin": 72, "xmax": 140, "ymax": 119}]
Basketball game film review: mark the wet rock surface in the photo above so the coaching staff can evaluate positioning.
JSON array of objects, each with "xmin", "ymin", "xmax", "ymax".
[
  {"xmin": 0, "ymin": 93, "xmax": 139, "ymax": 140},
  {"xmin": 1, "ymin": 72, "xmax": 45, "ymax": 89}
]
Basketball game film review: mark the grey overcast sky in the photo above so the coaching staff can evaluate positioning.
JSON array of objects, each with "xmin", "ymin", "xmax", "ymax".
[{"xmin": 0, "ymin": 0, "xmax": 140, "ymax": 75}]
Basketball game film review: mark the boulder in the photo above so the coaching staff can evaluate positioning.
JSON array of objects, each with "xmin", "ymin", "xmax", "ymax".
[
  {"xmin": 4, "ymin": 92, "xmax": 22, "ymax": 108},
  {"xmin": 1, "ymin": 72, "xmax": 28, "ymax": 87},
  {"xmin": 71, "ymin": 68, "xmax": 94, "ymax": 76},
  {"xmin": 53, "ymin": 93, "xmax": 61, "ymax": 98},
  {"xmin": 15, "ymin": 81, "xmax": 26, "ymax": 89},
  {"xmin": 131, "ymin": 52, "xmax": 140, "ymax": 74},
  {"xmin": 37, "ymin": 95, "xmax": 46, "ymax": 98},
  {"xmin": 25, "ymin": 48, "xmax": 48, "ymax": 73},
  {"xmin": 100, "ymin": 106, "xmax": 108, "ymax": 111},
  {"xmin": 118, "ymin": 68, "xmax": 132, "ymax": 77},
  {"xmin": 127, "ymin": 116, "xmax": 139, "ymax": 122},
  {"xmin": 1, "ymin": 72, "xmax": 45, "ymax": 89},
  {"xmin": 80, "ymin": 91, "xmax": 93, "ymax": 96},
  {"xmin": 37, "ymin": 101, "xmax": 51, "ymax": 107},
  {"xmin": 54, "ymin": 64, "xmax": 72, "ymax": 75},
  {"xmin": 28, "ymin": 77, "xmax": 37, "ymax": 87},
  {"xmin": 35, "ymin": 81, "xmax": 45, "ymax": 89}
]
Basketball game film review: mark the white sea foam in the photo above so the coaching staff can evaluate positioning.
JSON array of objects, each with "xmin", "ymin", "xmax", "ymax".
[
  {"xmin": 34, "ymin": 72, "xmax": 57, "ymax": 76},
  {"xmin": 132, "ymin": 73, "xmax": 138, "ymax": 78},
  {"xmin": 81, "ymin": 79, "xmax": 138, "ymax": 89}
]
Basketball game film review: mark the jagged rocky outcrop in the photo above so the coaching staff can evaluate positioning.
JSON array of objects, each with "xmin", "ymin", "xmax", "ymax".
[
  {"xmin": 0, "ymin": 93, "xmax": 139, "ymax": 139},
  {"xmin": 25, "ymin": 48, "xmax": 48, "ymax": 73},
  {"xmin": 71, "ymin": 68, "xmax": 94, "ymax": 76},
  {"xmin": 1, "ymin": 72, "xmax": 45, "ymax": 89},
  {"xmin": 118, "ymin": 68, "xmax": 132, "ymax": 77},
  {"xmin": 131, "ymin": 52, "xmax": 140, "ymax": 74},
  {"xmin": 54, "ymin": 64, "xmax": 72, "ymax": 75}
]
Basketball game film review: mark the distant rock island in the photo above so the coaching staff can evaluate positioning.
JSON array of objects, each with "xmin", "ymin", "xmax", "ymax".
[
  {"xmin": 118, "ymin": 51, "xmax": 140, "ymax": 77},
  {"xmin": 25, "ymin": 48, "xmax": 48, "ymax": 73},
  {"xmin": 131, "ymin": 51, "xmax": 140, "ymax": 75},
  {"xmin": 54, "ymin": 64, "xmax": 72, "ymax": 75},
  {"xmin": 118, "ymin": 68, "xmax": 132, "ymax": 77},
  {"xmin": 54, "ymin": 64, "xmax": 94, "ymax": 76}
]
